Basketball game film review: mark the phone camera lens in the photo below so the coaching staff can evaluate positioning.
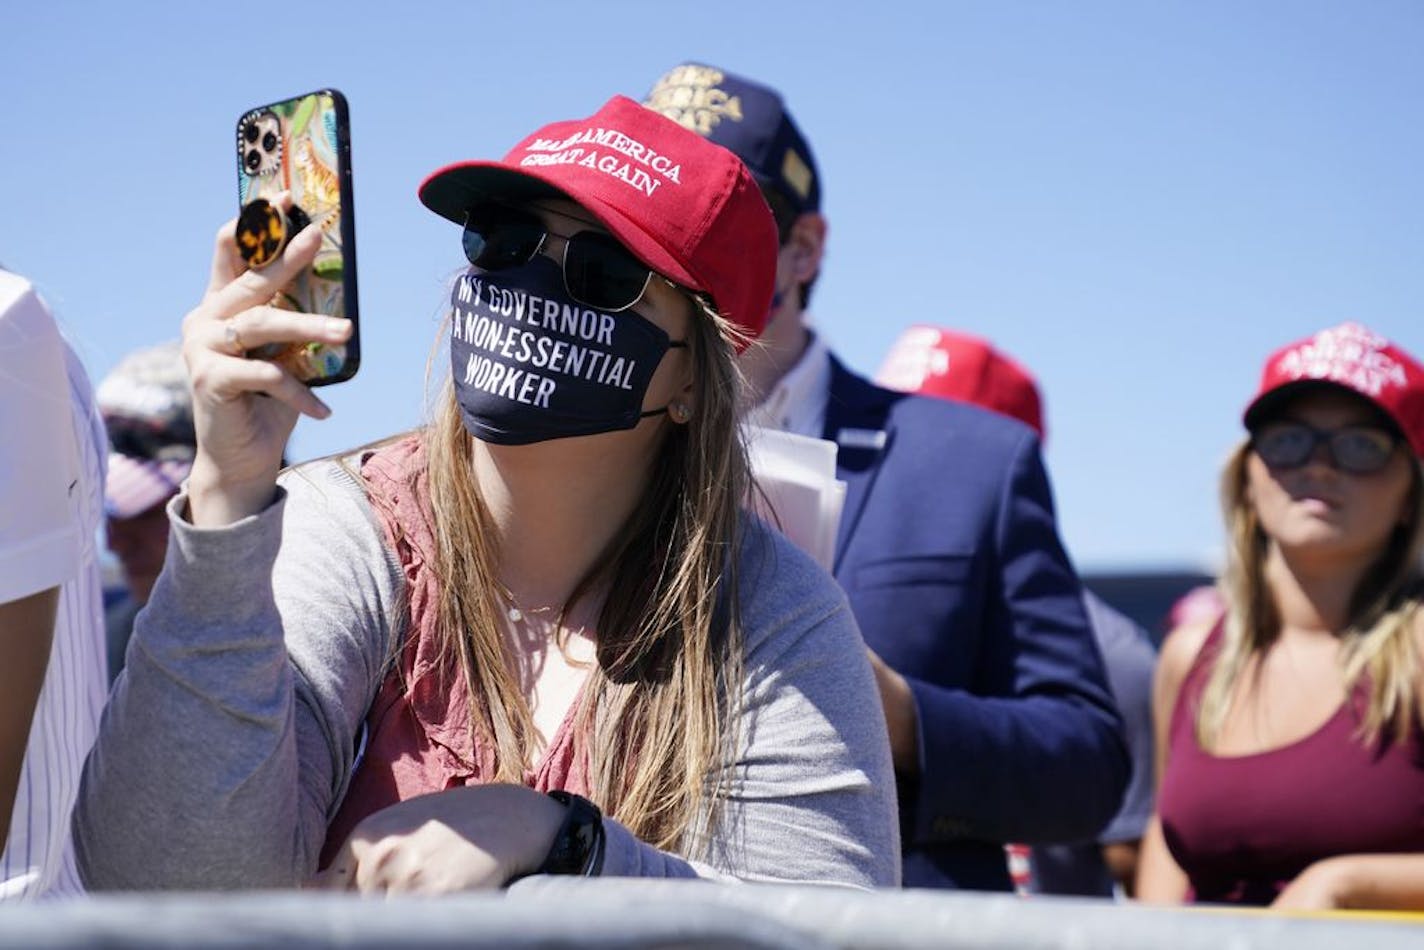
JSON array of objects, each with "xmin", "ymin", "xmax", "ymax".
[
  {"xmin": 262, "ymin": 132, "xmax": 278, "ymax": 152},
  {"xmin": 244, "ymin": 124, "xmax": 259, "ymax": 143},
  {"xmin": 245, "ymin": 150, "xmax": 262, "ymax": 172}
]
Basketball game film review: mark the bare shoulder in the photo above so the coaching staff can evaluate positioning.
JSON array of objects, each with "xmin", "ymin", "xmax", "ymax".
[
  {"xmin": 1153, "ymin": 617, "xmax": 1217, "ymax": 711},
  {"xmin": 1160, "ymin": 618, "xmax": 1215, "ymax": 673}
]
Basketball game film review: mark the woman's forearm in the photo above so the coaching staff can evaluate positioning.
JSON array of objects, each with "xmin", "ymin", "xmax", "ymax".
[
  {"xmin": 1276, "ymin": 853, "xmax": 1424, "ymax": 911},
  {"xmin": 74, "ymin": 492, "xmax": 308, "ymax": 889},
  {"xmin": 76, "ymin": 465, "xmax": 397, "ymax": 890}
]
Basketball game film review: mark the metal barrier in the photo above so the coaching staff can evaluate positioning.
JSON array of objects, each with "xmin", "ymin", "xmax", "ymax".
[{"xmin": 1, "ymin": 878, "xmax": 1419, "ymax": 948}]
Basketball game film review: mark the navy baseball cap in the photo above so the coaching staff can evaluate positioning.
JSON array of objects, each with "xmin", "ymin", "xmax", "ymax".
[{"xmin": 643, "ymin": 63, "xmax": 820, "ymax": 218}]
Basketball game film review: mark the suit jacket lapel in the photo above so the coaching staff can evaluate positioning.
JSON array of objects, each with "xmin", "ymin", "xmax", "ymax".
[{"xmin": 822, "ymin": 355, "xmax": 898, "ymax": 573}]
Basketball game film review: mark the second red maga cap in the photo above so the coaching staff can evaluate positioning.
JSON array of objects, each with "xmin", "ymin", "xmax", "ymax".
[
  {"xmin": 419, "ymin": 95, "xmax": 778, "ymax": 345},
  {"xmin": 876, "ymin": 325, "xmax": 1045, "ymax": 439},
  {"xmin": 1244, "ymin": 322, "xmax": 1424, "ymax": 459}
]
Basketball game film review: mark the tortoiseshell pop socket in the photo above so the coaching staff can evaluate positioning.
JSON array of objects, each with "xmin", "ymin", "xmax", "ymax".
[{"xmin": 235, "ymin": 198, "xmax": 310, "ymax": 269}]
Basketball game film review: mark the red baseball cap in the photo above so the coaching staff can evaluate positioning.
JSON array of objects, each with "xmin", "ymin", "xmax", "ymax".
[
  {"xmin": 1243, "ymin": 323, "xmax": 1424, "ymax": 459},
  {"xmin": 876, "ymin": 325, "xmax": 1046, "ymax": 439},
  {"xmin": 419, "ymin": 95, "xmax": 777, "ymax": 345}
]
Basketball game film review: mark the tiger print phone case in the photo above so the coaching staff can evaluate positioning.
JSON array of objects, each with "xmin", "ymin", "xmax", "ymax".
[{"xmin": 236, "ymin": 88, "xmax": 359, "ymax": 385}]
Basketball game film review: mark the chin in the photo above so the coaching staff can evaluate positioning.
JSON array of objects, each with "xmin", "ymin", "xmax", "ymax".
[
  {"xmin": 1273, "ymin": 525, "xmax": 1389, "ymax": 564},
  {"xmin": 1276, "ymin": 532, "xmax": 1345, "ymax": 553}
]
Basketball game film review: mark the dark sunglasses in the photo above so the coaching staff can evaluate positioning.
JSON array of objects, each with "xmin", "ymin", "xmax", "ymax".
[
  {"xmin": 1250, "ymin": 420, "xmax": 1400, "ymax": 475},
  {"xmin": 462, "ymin": 203, "xmax": 666, "ymax": 313},
  {"xmin": 105, "ymin": 417, "xmax": 196, "ymax": 464}
]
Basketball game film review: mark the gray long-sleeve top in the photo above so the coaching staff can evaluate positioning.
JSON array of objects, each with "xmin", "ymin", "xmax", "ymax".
[{"xmin": 74, "ymin": 460, "xmax": 900, "ymax": 890}]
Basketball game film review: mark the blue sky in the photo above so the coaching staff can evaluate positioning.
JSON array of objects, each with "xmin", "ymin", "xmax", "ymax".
[{"xmin": 5, "ymin": 2, "xmax": 1421, "ymax": 571}]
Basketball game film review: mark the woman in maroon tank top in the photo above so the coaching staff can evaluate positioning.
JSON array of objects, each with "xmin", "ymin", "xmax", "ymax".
[{"xmin": 1137, "ymin": 323, "xmax": 1424, "ymax": 911}]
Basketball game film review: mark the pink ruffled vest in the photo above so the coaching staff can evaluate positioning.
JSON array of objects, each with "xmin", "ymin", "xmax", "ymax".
[{"xmin": 319, "ymin": 436, "xmax": 591, "ymax": 866}]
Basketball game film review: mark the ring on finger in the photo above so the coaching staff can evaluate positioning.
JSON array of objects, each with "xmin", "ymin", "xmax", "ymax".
[{"xmin": 223, "ymin": 321, "xmax": 246, "ymax": 356}]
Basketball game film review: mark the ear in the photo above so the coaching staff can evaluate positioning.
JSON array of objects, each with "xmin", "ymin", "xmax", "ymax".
[
  {"xmin": 662, "ymin": 339, "xmax": 697, "ymax": 425},
  {"xmin": 670, "ymin": 375, "xmax": 696, "ymax": 425},
  {"xmin": 783, "ymin": 212, "xmax": 827, "ymax": 285}
]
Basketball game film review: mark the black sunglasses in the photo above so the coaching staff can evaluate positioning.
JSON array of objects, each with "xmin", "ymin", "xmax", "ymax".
[
  {"xmin": 462, "ymin": 203, "xmax": 666, "ymax": 313},
  {"xmin": 105, "ymin": 417, "xmax": 196, "ymax": 464},
  {"xmin": 1250, "ymin": 420, "xmax": 1400, "ymax": 475}
]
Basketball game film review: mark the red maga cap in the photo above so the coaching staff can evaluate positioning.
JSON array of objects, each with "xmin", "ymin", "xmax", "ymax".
[
  {"xmin": 876, "ymin": 325, "xmax": 1045, "ymax": 439},
  {"xmin": 1244, "ymin": 322, "xmax": 1424, "ymax": 459},
  {"xmin": 419, "ymin": 95, "xmax": 777, "ymax": 345}
]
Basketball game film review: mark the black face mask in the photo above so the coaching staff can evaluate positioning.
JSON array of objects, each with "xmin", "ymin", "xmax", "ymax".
[{"xmin": 449, "ymin": 255, "xmax": 687, "ymax": 445}]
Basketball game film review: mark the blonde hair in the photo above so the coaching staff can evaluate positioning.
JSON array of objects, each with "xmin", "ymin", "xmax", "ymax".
[
  {"xmin": 1198, "ymin": 442, "xmax": 1424, "ymax": 748},
  {"xmin": 420, "ymin": 292, "xmax": 750, "ymax": 854}
]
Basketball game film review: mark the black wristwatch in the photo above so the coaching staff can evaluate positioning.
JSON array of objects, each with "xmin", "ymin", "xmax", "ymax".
[{"xmin": 537, "ymin": 790, "xmax": 606, "ymax": 876}]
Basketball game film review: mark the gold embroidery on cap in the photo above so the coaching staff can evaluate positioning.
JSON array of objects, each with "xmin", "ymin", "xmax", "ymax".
[
  {"xmin": 782, "ymin": 149, "xmax": 812, "ymax": 201},
  {"xmin": 644, "ymin": 65, "xmax": 744, "ymax": 135}
]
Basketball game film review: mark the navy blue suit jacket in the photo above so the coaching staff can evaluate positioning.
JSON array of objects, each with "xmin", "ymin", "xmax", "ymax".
[{"xmin": 823, "ymin": 356, "xmax": 1129, "ymax": 890}]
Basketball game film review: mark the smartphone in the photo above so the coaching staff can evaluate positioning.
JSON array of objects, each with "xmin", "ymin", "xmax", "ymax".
[{"xmin": 236, "ymin": 88, "xmax": 359, "ymax": 385}]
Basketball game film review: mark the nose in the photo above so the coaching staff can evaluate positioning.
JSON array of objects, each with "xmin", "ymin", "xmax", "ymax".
[
  {"xmin": 1299, "ymin": 437, "xmax": 1342, "ymax": 476},
  {"xmin": 1309, "ymin": 439, "xmax": 1332, "ymax": 465}
]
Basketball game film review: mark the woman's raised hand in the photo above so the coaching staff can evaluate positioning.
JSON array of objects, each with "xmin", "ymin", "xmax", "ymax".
[{"xmin": 181, "ymin": 204, "xmax": 352, "ymax": 526}]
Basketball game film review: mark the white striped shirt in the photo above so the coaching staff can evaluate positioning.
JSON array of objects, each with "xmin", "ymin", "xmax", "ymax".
[{"xmin": 0, "ymin": 271, "xmax": 107, "ymax": 900}]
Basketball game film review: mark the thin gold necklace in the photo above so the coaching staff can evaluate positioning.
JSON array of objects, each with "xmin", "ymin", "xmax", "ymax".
[{"xmin": 494, "ymin": 580, "xmax": 560, "ymax": 625}]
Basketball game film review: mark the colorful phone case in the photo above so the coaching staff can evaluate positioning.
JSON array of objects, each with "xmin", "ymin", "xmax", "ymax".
[{"xmin": 236, "ymin": 88, "xmax": 359, "ymax": 385}]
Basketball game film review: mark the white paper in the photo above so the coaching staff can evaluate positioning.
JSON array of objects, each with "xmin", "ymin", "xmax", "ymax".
[{"xmin": 744, "ymin": 425, "xmax": 847, "ymax": 571}]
